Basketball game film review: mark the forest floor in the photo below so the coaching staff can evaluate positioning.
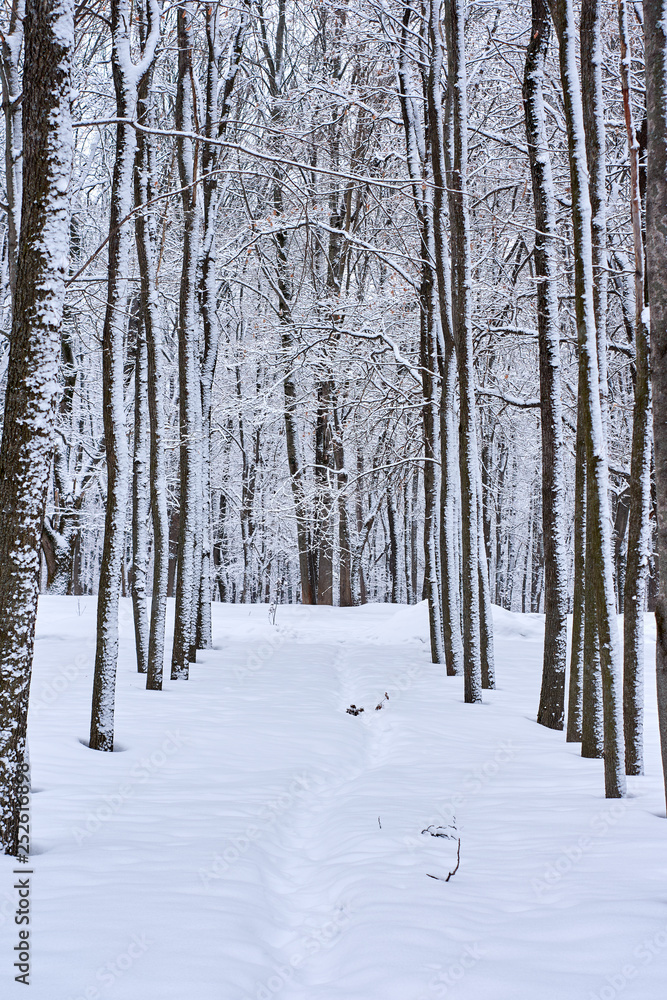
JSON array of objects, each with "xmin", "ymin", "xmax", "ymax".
[{"xmin": 1, "ymin": 597, "xmax": 666, "ymax": 1000}]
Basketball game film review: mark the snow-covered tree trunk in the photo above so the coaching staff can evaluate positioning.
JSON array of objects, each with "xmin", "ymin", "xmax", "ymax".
[
  {"xmin": 581, "ymin": 0, "xmax": 608, "ymax": 436},
  {"xmin": 478, "ymin": 464, "xmax": 495, "ymax": 689},
  {"xmin": 0, "ymin": 0, "xmax": 23, "ymax": 303},
  {"xmin": 397, "ymin": 2, "xmax": 445, "ymax": 666},
  {"xmin": 0, "ymin": 0, "xmax": 73, "ymax": 854},
  {"xmin": 131, "ymin": 321, "xmax": 150, "ymax": 675},
  {"xmin": 549, "ymin": 0, "xmax": 626, "ymax": 797},
  {"xmin": 427, "ymin": 0, "xmax": 463, "ymax": 677},
  {"xmin": 523, "ymin": 0, "xmax": 568, "ymax": 729},
  {"xmin": 620, "ymin": 0, "xmax": 651, "ymax": 776},
  {"xmin": 444, "ymin": 0, "xmax": 482, "ymax": 701},
  {"xmin": 567, "ymin": 386, "xmax": 586, "ymax": 741},
  {"xmin": 644, "ymin": 0, "xmax": 667, "ymax": 810},
  {"xmin": 90, "ymin": 0, "xmax": 159, "ymax": 746},
  {"xmin": 171, "ymin": 3, "xmax": 201, "ymax": 679},
  {"xmin": 134, "ymin": 40, "xmax": 167, "ymax": 693}
]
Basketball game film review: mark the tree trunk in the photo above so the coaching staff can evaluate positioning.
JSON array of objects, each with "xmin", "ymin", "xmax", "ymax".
[
  {"xmin": 0, "ymin": 0, "xmax": 23, "ymax": 304},
  {"xmin": 444, "ymin": 0, "xmax": 482, "ymax": 701},
  {"xmin": 134, "ymin": 39, "xmax": 167, "ymax": 692},
  {"xmin": 644, "ymin": 0, "xmax": 667, "ymax": 811},
  {"xmin": 91, "ymin": 0, "xmax": 160, "ymax": 749},
  {"xmin": 523, "ymin": 0, "xmax": 568, "ymax": 729},
  {"xmin": 131, "ymin": 320, "xmax": 150, "ymax": 675},
  {"xmin": 171, "ymin": 3, "xmax": 200, "ymax": 680},
  {"xmin": 427, "ymin": 0, "xmax": 463, "ymax": 676},
  {"xmin": 0, "ymin": 0, "xmax": 73, "ymax": 854},
  {"xmin": 549, "ymin": 0, "xmax": 626, "ymax": 798},
  {"xmin": 620, "ymin": 0, "xmax": 651, "ymax": 776}
]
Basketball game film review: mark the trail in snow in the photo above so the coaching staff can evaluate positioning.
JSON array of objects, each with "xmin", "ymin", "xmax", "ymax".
[{"xmin": 1, "ymin": 597, "xmax": 666, "ymax": 1000}]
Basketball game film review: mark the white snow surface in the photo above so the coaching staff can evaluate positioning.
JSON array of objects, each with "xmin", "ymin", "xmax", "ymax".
[{"xmin": 2, "ymin": 597, "xmax": 667, "ymax": 999}]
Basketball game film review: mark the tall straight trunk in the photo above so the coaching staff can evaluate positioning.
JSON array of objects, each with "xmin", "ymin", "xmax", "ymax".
[
  {"xmin": 567, "ymin": 385, "xmax": 586, "ymax": 741},
  {"xmin": 171, "ymin": 4, "xmax": 200, "ymax": 680},
  {"xmin": 134, "ymin": 44, "xmax": 167, "ymax": 693},
  {"xmin": 581, "ymin": 430, "xmax": 604, "ymax": 758},
  {"xmin": 644, "ymin": 0, "xmax": 667, "ymax": 810},
  {"xmin": 440, "ymin": 337, "xmax": 463, "ymax": 674},
  {"xmin": 427, "ymin": 0, "xmax": 463, "ymax": 676},
  {"xmin": 91, "ymin": 0, "xmax": 159, "ymax": 749},
  {"xmin": 578, "ymin": 0, "xmax": 608, "ymax": 758},
  {"xmin": 0, "ymin": 0, "xmax": 73, "ymax": 854},
  {"xmin": 620, "ymin": 0, "xmax": 651, "ymax": 776},
  {"xmin": 333, "ymin": 403, "xmax": 353, "ymax": 607},
  {"xmin": 549, "ymin": 0, "xmax": 626, "ymax": 797},
  {"xmin": 398, "ymin": 2, "xmax": 445, "ymax": 665},
  {"xmin": 0, "ymin": 0, "xmax": 23, "ymax": 303},
  {"xmin": 444, "ymin": 0, "xmax": 482, "ymax": 702},
  {"xmin": 581, "ymin": 0, "xmax": 608, "ymax": 435},
  {"xmin": 478, "ymin": 464, "xmax": 495, "ymax": 688},
  {"xmin": 131, "ymin": 321, "xmax": 150, "ymax": 675},
  {"xmin": 315, "ymin": 377, "xmax": 334, "ymax": 605},
  {"xmin": 523, "ymin": 0, "xmax": 568, "ymax": 729}
]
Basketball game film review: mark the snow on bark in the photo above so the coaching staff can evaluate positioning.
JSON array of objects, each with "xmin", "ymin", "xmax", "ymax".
[
  {"xmin": 171, "ymin": 3, "xmax": 202, "ymax": 679},
  {"xmin": 90, "ymin": 0, "xmax": 160, "ymax": 747},
  {"xmin": 444, "ymin": 0, "xmax": 483, "ymax": 702},
  {"xmin": 619, "ymin": 0, "xmax": 651, "ymax": 776},
  {"xmin": 134, "ymin": 31, "xmax": 167, "ymax": 693},
  {"xmin": 0, "ymin": 0, "xmax": 24, "ymax": 303},
  {"xmin": 644, "ymin": 0, "xmax": 667, "ymax": 810},
  {"xmin": 549, "ymin": 0, "xmax": 626, "ymax": 797},
  {"xmin": 427, "ymin": 0, "xmax": 464, "ymax": 677},
  {"xmin": 0, "ymin": 0, "xmax": 74, "ymax": 854},
  {"xmin": 523, "ymin": 0, "xmax": 568, "ymax": 729}
]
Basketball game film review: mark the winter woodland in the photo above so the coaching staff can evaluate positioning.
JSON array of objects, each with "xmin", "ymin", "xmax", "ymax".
[{"xmin": 0, "ymin": 0, "xmax": 667, "ymax": 994}]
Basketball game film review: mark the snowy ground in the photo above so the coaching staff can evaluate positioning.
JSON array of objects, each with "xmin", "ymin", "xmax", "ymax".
[{"xmin": 1, "ymin": 597, "xmax": 666, "ymax": 1000}]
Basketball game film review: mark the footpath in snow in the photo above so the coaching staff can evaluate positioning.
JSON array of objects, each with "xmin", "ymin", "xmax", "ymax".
[{"xmin": 1, "ymin": 596, "xmax": 666, "ymax": 1000}]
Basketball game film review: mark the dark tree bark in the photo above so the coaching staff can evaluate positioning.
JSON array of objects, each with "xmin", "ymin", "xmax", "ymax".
[
  {"xmin": 90, "ymin": 0, "xmax": 159, "ymax": 749},
  {"xmin": 549, "ymin": 0, "xmax": 625, "ymax": 797},
  {"xmin": 0, "ymin": 0, "xmax": 74, "ymax": 854},
  {"xmin": 645, "ymin": 0, "xmax": 667, "ymax": 811},
  {"xmin": 171, "ymin": 3, "xmax": 200, "ymax": 680},
  {"xmin": 134, "ymin": 36, "xmax": 167, "ymax": 692},
  {"xmin": 523, "ymin": 0, "xmax": 568, "ymax": 729},
  {"xmin": 444, "ymin": 0, "xmax": 483, "ymax": 701},
  {"xmin": 620, "ymin": 0, "xmax": 651, "ymax": 776}
]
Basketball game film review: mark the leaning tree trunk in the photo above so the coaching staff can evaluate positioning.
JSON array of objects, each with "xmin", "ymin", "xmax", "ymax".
[
  {"xmin": 620, "ymin": 0, "xmax": 651, "ymax": 777},
  {"xmin": 549, "ymin": 0, "xmax": 626, "ymax": 798},
  {"xmin": 444, "ymin": 0, "xmax": 482, "ymax": 702},
  {"xmin": 0, "ymin": 0, "xmax": 73, "ymax": 855},
  {"xmin": 523, "ymin": 0, "xmax": 568, "ymax": 729},
  {"xmin": 644, "ymin": 0, "xmax": 667, "ymax": 811}
]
